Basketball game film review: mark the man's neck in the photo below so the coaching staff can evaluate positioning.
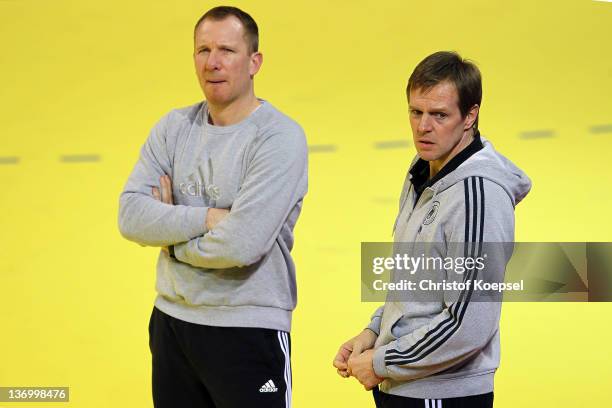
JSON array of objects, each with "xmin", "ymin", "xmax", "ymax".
[
  {"xmin": 429, "ymin": 129, "xmax": 475, "ymax": 178},
  {"xmin": 208, "ymin": 94, "xmax": 260, "ymax": 126}
]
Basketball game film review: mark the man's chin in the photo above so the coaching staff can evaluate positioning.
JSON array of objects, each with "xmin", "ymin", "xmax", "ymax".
[
  {"xmin": 202, "ymin": 93, "xmax": 231, "ymax": 106},
  {"xmin": 416, "ymin": 151, "xmax": 439, "ymax": 162}
]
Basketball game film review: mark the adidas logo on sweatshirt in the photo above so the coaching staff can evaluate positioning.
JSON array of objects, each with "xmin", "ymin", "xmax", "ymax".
[{"xmin": 259, "ymin": 379, "xmax": 278, "ymax": 393}]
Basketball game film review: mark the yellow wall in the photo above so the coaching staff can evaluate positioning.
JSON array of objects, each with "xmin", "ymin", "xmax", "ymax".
[{"xmin": 1, "ymin": 0, "xmax": 611, "ymax": 406}]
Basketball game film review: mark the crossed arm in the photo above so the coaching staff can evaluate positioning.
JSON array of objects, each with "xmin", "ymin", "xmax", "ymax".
[
  {"xmin": 119, "ymin": 116, "xmax": 308, "ymax": 269},
  {"xmin": 151, "ymin": 174, "xmax": 229, "ymax": 247}
]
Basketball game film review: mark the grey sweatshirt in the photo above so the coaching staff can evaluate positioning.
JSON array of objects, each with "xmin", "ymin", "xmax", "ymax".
[
  {"xmin": 367, "ymin": 135, "xmax": 531, "ymax": 398},
  {"xmin": 118, "ymin": 100, "xmax": 308, "ymax": 332}
]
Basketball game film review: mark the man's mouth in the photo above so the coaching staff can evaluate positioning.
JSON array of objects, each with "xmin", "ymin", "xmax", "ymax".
[{"xmin": 206, "ymin": 80, "xmax": 226, "ymax": 84}]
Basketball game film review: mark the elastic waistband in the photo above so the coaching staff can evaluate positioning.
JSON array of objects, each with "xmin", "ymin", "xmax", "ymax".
[
  {"xmin": 154, "ymin": 295, "xmax": 292, "ymax": 332},
  {"xmin": 379, "ymin": 371, "xmax": 495, "ymax": 399}
]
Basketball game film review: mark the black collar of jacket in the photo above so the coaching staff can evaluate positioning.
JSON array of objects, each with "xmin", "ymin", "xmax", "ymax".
[{"xmin": 410, "ymin": 130, "xmax": 484, "ymax": 202}]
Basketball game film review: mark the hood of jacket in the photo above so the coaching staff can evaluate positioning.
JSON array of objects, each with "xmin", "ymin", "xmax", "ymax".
[{"xmin": 417, "ymin": 135, "xmax": 532, "ymax": 207}]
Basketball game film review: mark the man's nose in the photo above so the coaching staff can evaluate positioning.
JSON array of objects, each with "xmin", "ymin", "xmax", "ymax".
[
  {"xmin": 418, "ymin": 114, "xmax": 433, "ymax": 133},
  {"xmin": 205, "ymin": 50, "xmax": 221, "ymax": 70}
]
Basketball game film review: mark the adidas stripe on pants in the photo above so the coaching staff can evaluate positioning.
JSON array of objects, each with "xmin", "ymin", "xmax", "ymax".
[{"xmin": 149, "ymin": 306, "xmax": 292, "ymax": 408}]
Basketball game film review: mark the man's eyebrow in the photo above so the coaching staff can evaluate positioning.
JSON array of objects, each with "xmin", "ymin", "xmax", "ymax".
[
  {"xmin": 409, "ymin": 105, "xmax": 449, "ymax": 112},
  {"xmin": 195, "ymin": 42, "xmax": 238, "ymax": 49}
]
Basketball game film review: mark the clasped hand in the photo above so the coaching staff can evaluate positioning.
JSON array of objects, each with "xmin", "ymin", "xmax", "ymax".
[{"xmin": 332, "ymin": 329, "xmax": 384, "ymax": 390}]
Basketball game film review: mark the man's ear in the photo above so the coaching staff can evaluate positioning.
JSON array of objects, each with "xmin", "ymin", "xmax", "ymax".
[
  {"xmin": 249, "ymin": 52, "xmax": 263, "ymax": 78},
  {"xmin": 464, "ymin": 104, "xmax": 480, "ymax": 130}
]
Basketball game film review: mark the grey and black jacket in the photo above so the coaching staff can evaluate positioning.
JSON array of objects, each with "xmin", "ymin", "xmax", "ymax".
[{"xmin": 368, "ymin": 134, "xmax": 531, "ymax": 399}]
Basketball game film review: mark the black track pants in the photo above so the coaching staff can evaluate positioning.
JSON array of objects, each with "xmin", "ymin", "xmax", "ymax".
[{"xmin": 149, "ymin": 306, "xmax": 292, "ymax": 408}]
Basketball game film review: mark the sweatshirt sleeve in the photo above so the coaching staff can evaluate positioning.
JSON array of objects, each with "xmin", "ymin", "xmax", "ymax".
[
  {"xmin": 373, "ymin": 177, "xmax": 515, "ymax": 380},
  {"xmin": 366, "ymin": 306, "xmax": 385, "ymax": 335},
  {"xmin": 172, "ymin": 126, "xmax": 308, "ymax": 269},
  {"xmin": 118, "ymin": 112, "xmax": 209, "ymax": 247}
]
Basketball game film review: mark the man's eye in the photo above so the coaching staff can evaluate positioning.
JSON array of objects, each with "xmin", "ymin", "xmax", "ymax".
[
  {"xmin": 434, "ymin": 113, "xmax": 447, "ymax": 119},
  {"xmin": 410, "ymin": 110, "xmax": 421, "ymax": 116}
]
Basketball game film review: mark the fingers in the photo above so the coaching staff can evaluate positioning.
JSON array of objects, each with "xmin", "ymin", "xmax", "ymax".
[
  {"xmin": 160, "ymin": 175, "xmax": 173, "ymax": 204},
  {"xmin": 347, "ymin": 347, "xmax": 364, "ymax": 377},
  {"xmin": 206, "ymin": 208, "xmax": 230, "ymax": 230},
  {"xmin": 333, "ymin": 345, "xmax": 352, "ymax": 368},
  {"xmin": 333, "ymin": 358, "xmax": 347, "ymax": 371},
  {"xmin": 334, "ymin": 340, "xmax": 360, "ymax": 379},
  {"xmin": 333, "ymin": 345, "xmax": 353, "ymax": 378},
  {"xmin": 337, "ymin": 368, "xmax": 350, "ymax": 378},
  {"xmin": 333, "ymin": 352, "xmax": 348, "ymax": 371},
  {"xmin": 153, "ymin": 175, "xmax": 174, "ymax": 205},
  {"xmin": 333, "ymin": 355, "xmax": 350, "ymax": 378}
]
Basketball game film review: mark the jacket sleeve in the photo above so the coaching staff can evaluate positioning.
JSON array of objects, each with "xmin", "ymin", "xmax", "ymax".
[
  {"xmin": 366, "ymin": 306, "xmax": 385, "ymax": 335},
  {"xmin": 172, "ymin": 127, "xmax": 308, "ymax": 269},
  {"xmin": 118, "ymin": 113, "xmax": 209, "ymax": 247},
  {"xmin": 373, "ymin": 177, "xmax": 515, "ymax": 381}
]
